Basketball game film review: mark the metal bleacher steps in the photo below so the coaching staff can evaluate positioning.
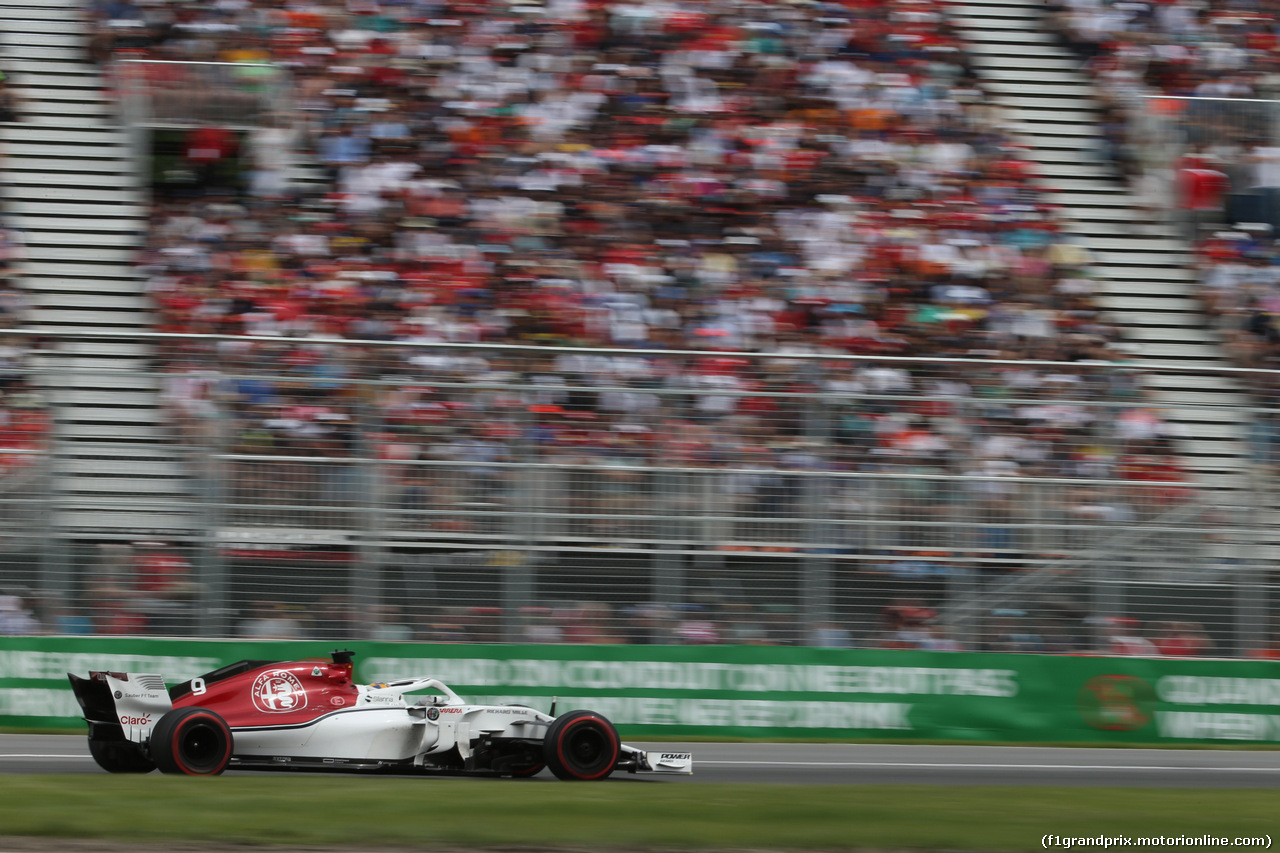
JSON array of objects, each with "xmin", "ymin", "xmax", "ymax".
[
  {"xmin": 948, "ymin": 0, "xmax": 1253, "ymax": 498},
  {"xmin": 0, "ymin": 0, "xmax": 195, "ymax": 537}
]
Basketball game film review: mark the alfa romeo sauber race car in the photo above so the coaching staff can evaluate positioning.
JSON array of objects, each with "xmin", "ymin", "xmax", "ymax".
[{"xmin": 67, "ymin": 650, "xmax": 692, "ymax": 780}]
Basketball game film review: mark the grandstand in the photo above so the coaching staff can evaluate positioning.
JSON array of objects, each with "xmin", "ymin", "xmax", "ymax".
[
  {"xmin": 0, "ymin": 0, "xmax": 1274, "ymax": 654},
  {"xmin": 955, "ymin": 0, "xmax": 1248, "ymax": 485}
]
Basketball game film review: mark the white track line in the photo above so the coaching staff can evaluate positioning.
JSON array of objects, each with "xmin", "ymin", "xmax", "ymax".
[{"xmin": 700, "ymin": 760, "xmax": 1280, "ymax": 771}]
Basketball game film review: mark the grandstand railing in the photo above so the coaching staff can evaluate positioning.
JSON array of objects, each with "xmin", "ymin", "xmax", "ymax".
[
  {"xmin": 4, "ymin": 332, "xmax": 1279, "ymax": 654},
  {"xmin": 114, "ymin": 60, "xmax": 293, "ymax": 130},
  {"xmin": 1137, "ymin": 95, "xmax": 1280, "ymax": 235},
  {"xmin": 110, "ymin": 59, "xmax": 296, "ymax": 201}
]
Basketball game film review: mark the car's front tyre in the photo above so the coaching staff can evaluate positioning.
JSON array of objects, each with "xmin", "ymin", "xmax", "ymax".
[
  {"xmin": 150, "ymin": 707, "xmax": 233, "ymax": 775},
  {"xmin": 543, "ymin": 710, "xmax": 620, "ymax": 781}
]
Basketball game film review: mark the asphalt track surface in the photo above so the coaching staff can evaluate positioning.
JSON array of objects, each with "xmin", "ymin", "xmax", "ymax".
[{"xmin": 1, "ymin": 735, "xmax": 1278, "ymax": 786}]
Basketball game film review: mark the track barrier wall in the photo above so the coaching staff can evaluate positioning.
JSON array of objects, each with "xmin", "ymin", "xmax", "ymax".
[{"xmin": 2, "ymin": 638, "xmax": 1279, "ymax": 745}]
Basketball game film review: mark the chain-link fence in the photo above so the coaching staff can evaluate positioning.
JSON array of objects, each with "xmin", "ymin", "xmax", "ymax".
[{"xmin": 2, "ymin": 335, "xmax": 1278, "ymax": 656}]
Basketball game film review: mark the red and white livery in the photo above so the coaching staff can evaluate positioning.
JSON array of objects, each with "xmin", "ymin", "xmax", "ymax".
[{"xmin": 68, "ymin": 650, "xmax": 692, "ymax": 780}]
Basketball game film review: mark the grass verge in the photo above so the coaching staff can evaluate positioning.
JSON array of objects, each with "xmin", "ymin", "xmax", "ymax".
[{"xmin": 0, "ymin": 777, "xmax": 1274, "ymax": 851}]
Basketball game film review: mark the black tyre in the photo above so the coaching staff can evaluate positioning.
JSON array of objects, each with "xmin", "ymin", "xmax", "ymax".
[
  {"xmin": 543, "ymin": 710, "xmax": 620, "ymax": 781},
  {"xmin": 88, "ymin": 738, "xmax": 155, "ymax": 774},
  {"xmin": 505, "ymin": 755, "xmax": 545, "ymax": 778},
  {"xmin": 150, "ymin": 707, "xmax": 233, "ymax": 776}
]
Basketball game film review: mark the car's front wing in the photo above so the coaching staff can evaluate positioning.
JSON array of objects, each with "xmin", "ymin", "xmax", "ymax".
[{"xmin": 624, "ymin": 746, "xmax": 693, "ymax": 774}]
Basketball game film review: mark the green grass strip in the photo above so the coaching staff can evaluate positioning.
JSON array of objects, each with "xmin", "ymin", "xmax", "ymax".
[{"xmin": 0, "ymin": 778, "xmax": 1275, "ymax": 851}]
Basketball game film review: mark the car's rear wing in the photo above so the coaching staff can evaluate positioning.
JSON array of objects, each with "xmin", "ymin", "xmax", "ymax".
[{"xmin": 67, "ymin": 671, "xmax": 173, "ymax": 744}]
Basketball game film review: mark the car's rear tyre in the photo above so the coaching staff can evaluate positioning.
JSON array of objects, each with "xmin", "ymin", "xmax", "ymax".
[
  {"xmin": 506, "ymin": 758, "xmax": 545, "ymax": 778},
  {"xmin": 543, "ymin": 710, "xmax": 620, "ymax": 781},
  {"xmin": 88, "ymin": 738, "xmax": 155, "ymax": 774},
  {"xmin": 150, "ymin": 707, "xmax": 233, "ymax": 776}
]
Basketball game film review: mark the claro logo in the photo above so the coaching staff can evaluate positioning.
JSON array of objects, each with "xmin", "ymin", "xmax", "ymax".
[{"xmin": 119, "ymin": 714, "xmax": 152, "ymax": 726}]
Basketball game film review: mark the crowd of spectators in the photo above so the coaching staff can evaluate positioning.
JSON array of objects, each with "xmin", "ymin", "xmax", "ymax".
[
  {"xmin": 0, "ymin": 0, "xmax": 1258, "ymax": 654},
  {"xmin": 61, "ymin": 0, "xmax": 1253, "ymax": 648},
  {"xmin": 78, "ymin": 0, "xmax": 1199, "ymax": 533}
]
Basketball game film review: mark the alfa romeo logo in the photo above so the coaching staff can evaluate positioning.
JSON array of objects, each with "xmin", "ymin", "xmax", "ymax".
[
  {"xmin": 252, "ymin": 670, "xmax": 308, "ymax": 713},
  {"xmin": 1077, "ymin": 674, "xmax": 1155, "ymax": 731}
]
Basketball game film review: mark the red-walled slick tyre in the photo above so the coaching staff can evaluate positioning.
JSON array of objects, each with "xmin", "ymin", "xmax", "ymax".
[
  {"xmin": 543, "ymin": 710, "xmax": 620, "ymax": 781},
  {"xmin": 150, "ymin": 707, "xmax": 233, "ymax": 776},
  {"xmin": 507, "ymin": 760, "xmax": 546, "ymax": 778}
]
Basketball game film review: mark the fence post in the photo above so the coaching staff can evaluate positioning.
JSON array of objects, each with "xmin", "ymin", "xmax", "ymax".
[
  {"xmin": 1089, "ymin": 562, "xmax": 1125, "ymax": 653},
  {"xmin": 197, "ymin": 403, "xmax": 230, "ymax": 637},
  {"xmin": 37, "ymin": 421, "xmax": 69, "ymax": 623},
  {"xmin": 1236, "ymin": 474, "xmax": 1269, "ymax": 657},
  {"xmin": 350, "ymin": 401, "xmax": 382, "ymax": 638},
  {"xmin": 502, "ymin": 550, "xmax": 534, "ymax": 643},
  {"xmin": 947, "ymin": 562, "xmax": 977, "ymax": 650},
  {"xmin": 652, "ymin": 469, "xmax": 685, "ymax": 613},
  {"xmin": 800, "ymin": 473, "xmax": 832, "ymax": 642}
]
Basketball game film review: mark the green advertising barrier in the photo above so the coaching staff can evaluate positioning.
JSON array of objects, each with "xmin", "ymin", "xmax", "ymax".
[{"xmin": 2, "ymin": 637, "xmax": 1279, "ymax": 744}]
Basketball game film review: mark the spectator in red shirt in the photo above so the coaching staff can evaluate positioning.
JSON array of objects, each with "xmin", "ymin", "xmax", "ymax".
[
  {"xmin": 1176, "ymin": 150, "xmax": 1230, "ymax": 242},
  {"xmin": 133, "ymin": 540, "xmax": 199, "ymax": 635},
  {"xmin": 1152, "ymin": 621, "xmax": 1215, "ymax": 657}
]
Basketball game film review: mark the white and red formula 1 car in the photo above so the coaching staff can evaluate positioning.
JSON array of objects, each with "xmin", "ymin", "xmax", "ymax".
[{"xmin": 68, "ymin": 650, "xmax": 692, "ymax": 780}]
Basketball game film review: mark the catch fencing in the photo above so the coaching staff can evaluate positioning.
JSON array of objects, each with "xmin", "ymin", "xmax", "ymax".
[{"xmin": 1, "ymin": 335, "xmax": 1278, "ymax": 656}]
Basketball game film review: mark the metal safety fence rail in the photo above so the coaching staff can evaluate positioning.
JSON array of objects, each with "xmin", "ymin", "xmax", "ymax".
[{"xmin": 0, "ymin": 333, "xmax": 1277, "ymax": 657}]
